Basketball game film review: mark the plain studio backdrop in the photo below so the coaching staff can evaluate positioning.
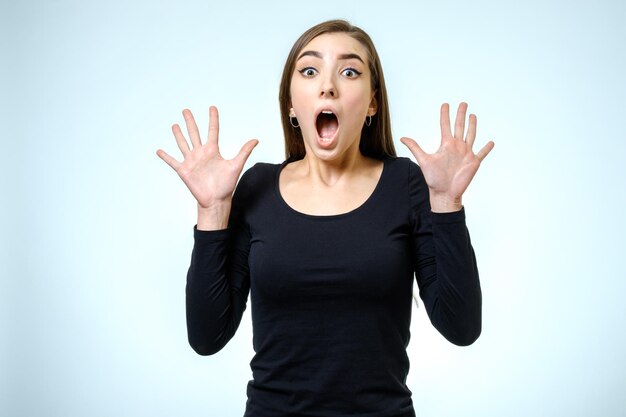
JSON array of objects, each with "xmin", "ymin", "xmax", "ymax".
[{"xmin": 2, "ymin": 0, "xmax": 625, "ymax": 416}]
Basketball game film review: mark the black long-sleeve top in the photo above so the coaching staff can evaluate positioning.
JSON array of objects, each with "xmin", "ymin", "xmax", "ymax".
[{"xmin": 186, "ymin": 157, "xmax": 482, "ymax": 417}]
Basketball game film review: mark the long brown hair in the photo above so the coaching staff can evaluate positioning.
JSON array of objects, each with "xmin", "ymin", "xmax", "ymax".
[{"xmin": 279, "ymin": 20, "xmax": 396, "ymax": 161}]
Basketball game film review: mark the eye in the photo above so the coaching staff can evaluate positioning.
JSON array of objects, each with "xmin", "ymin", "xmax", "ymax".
[
  {"xmin": 298, "ymin": 67, "xmax": 318, "ymax": 77},
  {"xmin": 341, "ymin": 67, "xmax": 362, "ymax": 78}
]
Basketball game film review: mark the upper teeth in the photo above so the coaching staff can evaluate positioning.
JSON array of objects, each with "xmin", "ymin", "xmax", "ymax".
[{"xmin": 322, "ymin": 110, "xmax": 333, "ymax": 114}]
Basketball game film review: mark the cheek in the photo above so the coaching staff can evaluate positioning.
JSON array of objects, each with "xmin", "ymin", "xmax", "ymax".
[
  {"xmin": 290, "ymin": 82, "xmax": 316, "ymax": 121},
  {"xmin": 344, "ymin": 88, "xmax": 373, "ymax": 116},
  {"xmin": 289, "ymin": 80, "xmax": 306, "ymax": 108}
]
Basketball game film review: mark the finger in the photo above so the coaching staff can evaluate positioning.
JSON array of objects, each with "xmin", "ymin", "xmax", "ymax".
[
  {"xmin": 454, "ymin": 102, "xmax": 468, "ymax": 140},
  {"xmin": 207, "ymin": 106, "xmax": 220, "ymax": 146},
  {"xmin": 182, "ymin": 108, "xmax": 202, "ymax": 149},
  {"xmin": 466, "ymin": 113, "xmax": 477, "ymax": 149},
  {"xmin": 156, "ymin": 149, "xmax": 181, "ymax": 171},
  {"xmin": 400, "ymin": 137, "xmax": 427, "ymax": 165},
  {"xmin": 440, "ymin": 103, "xmax": 452, "ymax": 139},
  {"xmin": 233, "ymin": 139, "xmax": 259, "ymax": 168},
  {"xmin": 476, "ymin": 141, "xmax": 495, "ymax": 162},
  {"xmin": 171, "ymin": 123, "xmax": 191, "ymax": 156}
]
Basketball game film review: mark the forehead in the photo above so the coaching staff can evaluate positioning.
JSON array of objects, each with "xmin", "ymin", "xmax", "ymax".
[{"xmin": 301, "ymin": 32, "xmax": 368, "ymax": 59}]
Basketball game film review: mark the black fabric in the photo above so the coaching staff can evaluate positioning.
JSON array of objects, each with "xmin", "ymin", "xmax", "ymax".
[{"xmin": 186, "ymin": 157, "xmax": 482, "ymax": 417}]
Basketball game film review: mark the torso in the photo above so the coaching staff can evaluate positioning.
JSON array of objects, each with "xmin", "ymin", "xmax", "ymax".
[{"xmin": 240, "ymin": 157, "xmax": 418, "ymax": 416}]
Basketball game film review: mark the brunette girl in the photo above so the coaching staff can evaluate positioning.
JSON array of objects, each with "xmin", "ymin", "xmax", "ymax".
[{"xmin": 157, "ymin": 19, "xmax": 494, "ymax": 417}]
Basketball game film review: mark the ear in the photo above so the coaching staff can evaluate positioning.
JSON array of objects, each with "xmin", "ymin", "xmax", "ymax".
[
  {"xmin": 289, "ymin": 107, "xmax": 296, "ymax": 117},
  {"xmin": 368, "ymin": 93, "xmax": 378, "ymax": 116}
]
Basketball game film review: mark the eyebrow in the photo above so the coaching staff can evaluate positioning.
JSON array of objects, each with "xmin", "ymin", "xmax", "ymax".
[{"xmin": 297, "ymin": 50, "xmax": 365, "ymax": 64}]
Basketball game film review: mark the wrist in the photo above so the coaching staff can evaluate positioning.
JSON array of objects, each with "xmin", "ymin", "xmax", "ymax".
[
  {"xmin": 429, "ymin": 192, "xmax": 462, "ymax": 213},
  {"xmin": 197, "ymin": 201, "xmax": 231, "ymax": 230}
]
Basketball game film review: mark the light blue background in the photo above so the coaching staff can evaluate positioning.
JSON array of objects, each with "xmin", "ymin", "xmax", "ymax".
[{"xmin": 2, "ymin": 0, "xmax": 625, "ymax": 416}]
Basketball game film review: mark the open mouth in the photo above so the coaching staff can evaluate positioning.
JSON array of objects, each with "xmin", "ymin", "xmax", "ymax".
[{"xmin": 316, "ymin": 110, "xmax": 339, "ymax": 140}]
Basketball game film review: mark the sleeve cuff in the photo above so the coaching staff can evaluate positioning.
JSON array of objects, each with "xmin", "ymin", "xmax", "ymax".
[
  {"xmin": 193, "ymin": 225, "xmax": 230, "ymax": 241},
  {"xmin": 431, "ymin": 206, "xmax": 466, "ymax": 224}
]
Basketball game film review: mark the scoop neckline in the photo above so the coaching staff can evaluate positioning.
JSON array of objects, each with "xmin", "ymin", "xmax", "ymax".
[{"xmin": 274, "ymin": 158, "xmax": 389, "ymax": 220}]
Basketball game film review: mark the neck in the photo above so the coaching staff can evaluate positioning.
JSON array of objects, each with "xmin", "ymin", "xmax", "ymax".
[{"xmin": 299, "ymin": 146, "xmax": 367, "ymax": 187}]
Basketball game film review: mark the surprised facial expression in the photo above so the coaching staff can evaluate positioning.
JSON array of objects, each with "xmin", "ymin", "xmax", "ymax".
[{"xmin": 289, "ymin": 33, "xmax": 377, "ymax": 161}]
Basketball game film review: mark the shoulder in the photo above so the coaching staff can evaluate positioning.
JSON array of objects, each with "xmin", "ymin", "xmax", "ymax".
[
  {"xmin": 231, "ymin": 162, "xmax": 282, "ymax": 215},
  {"xmin": 231, "ymin": 162, "xmax": 280, "ymax": 202},
  {"xmin": 383, "ymin": 156, "xmax": 417, "ymax": 170},
  {"xmin": 381, "ymin": 157, "xmax": 429, "ymax": 212},
  {"xmin": 383, "ymin": 157, "xmax": 425, "ymax": 184},
  {"xmin": 238, "ymin": 162, "xmax": 281, "ymax": 188},
  {"xmin": 242, "ymin": 161, "xmax": 282, "ymax": 177}
]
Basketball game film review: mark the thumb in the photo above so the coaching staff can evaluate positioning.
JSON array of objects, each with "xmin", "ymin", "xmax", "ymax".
[
  {"xmin": 400, "ymin": 137, "xmax": 426, "ymax": 165},
  {"xmin": 234, "ymin": 139, "xmax": 259, "ymax": 168}
]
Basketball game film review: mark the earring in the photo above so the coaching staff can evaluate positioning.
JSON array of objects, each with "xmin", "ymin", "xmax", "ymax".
[
  {"xmin": 365, "ymin": 114, "xmax": 372, "ymax": 127},
  {"xmin": 289, "ymin": 109, "xmax": 299, "ymax": 128}
]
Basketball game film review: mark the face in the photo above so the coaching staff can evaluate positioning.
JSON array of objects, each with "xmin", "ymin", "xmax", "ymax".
[{"xmin": 289, "ymin": 32, "xmax": 377, "ymax": 161}]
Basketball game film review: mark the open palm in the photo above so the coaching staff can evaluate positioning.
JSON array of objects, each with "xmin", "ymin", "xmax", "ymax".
[
  {"xmin": 156, "ymin": 106, "xmax": 258, "ymax": 209},
  {"xmin": 401, "ymin": 102, "xmax": 494, "ymax": 210}
]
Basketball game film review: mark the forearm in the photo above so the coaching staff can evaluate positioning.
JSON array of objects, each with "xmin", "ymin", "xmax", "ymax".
[
  {"xmin": 418, "ymin": 209, "xmax": 482, "ymax": 346},
  {"xmin": 185, "ymin": 228, "xmax": 249, "ymax": 355}
]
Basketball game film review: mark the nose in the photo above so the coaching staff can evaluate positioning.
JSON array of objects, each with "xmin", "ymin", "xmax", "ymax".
[
  {"xmin": 320, "ymin": 87, "xmax": 336, "ymax": 98},
  {"xmin": 319, "ymin": 76, "xmax": 337, "ymax": 98}
]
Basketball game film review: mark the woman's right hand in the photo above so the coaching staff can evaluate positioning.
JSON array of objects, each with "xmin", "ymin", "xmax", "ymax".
[{"xmin": 156, "ymin": 106, "xmax": 258, "ymax": 214}]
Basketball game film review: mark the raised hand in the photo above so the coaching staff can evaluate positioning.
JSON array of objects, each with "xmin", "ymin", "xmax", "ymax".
[
  {"xmin": 156, "ymin": 106, "xmax": 258, "ymax": 222},
  {"xmin": 400, "ymin": 102, "xmax": 494, "ymax": 212}
]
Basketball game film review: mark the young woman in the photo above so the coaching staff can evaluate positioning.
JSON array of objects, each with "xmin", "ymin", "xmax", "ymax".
[{"xmin": 157, "ymin": 19, "xmax": 494, "ymax": 417}]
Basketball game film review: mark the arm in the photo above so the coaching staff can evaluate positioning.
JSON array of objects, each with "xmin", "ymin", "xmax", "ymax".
[
  {"xmin": 185, "ymin": 179, "xmax": 252, "ymax": 355},
  {"xmin": 403, "ymin": 102, "xmax": 493, "ymax": 346},
  {"xmin": 156, "ymin": 106, "xmax": 258, "ymax": 355},
  {"xmin": 410, "ymin": 164, "xmax": 481, "ymax": 345}
]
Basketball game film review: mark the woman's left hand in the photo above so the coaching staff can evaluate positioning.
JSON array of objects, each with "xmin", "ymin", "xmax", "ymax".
[{"xmin": 401, "ymin": 102, "xmax": 494, "ymax": 213}]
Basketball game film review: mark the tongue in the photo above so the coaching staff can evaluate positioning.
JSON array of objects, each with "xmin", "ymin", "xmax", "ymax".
[{"xmin": 317, "ymin": 114, "xmax": 338, "ymax": 139}]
